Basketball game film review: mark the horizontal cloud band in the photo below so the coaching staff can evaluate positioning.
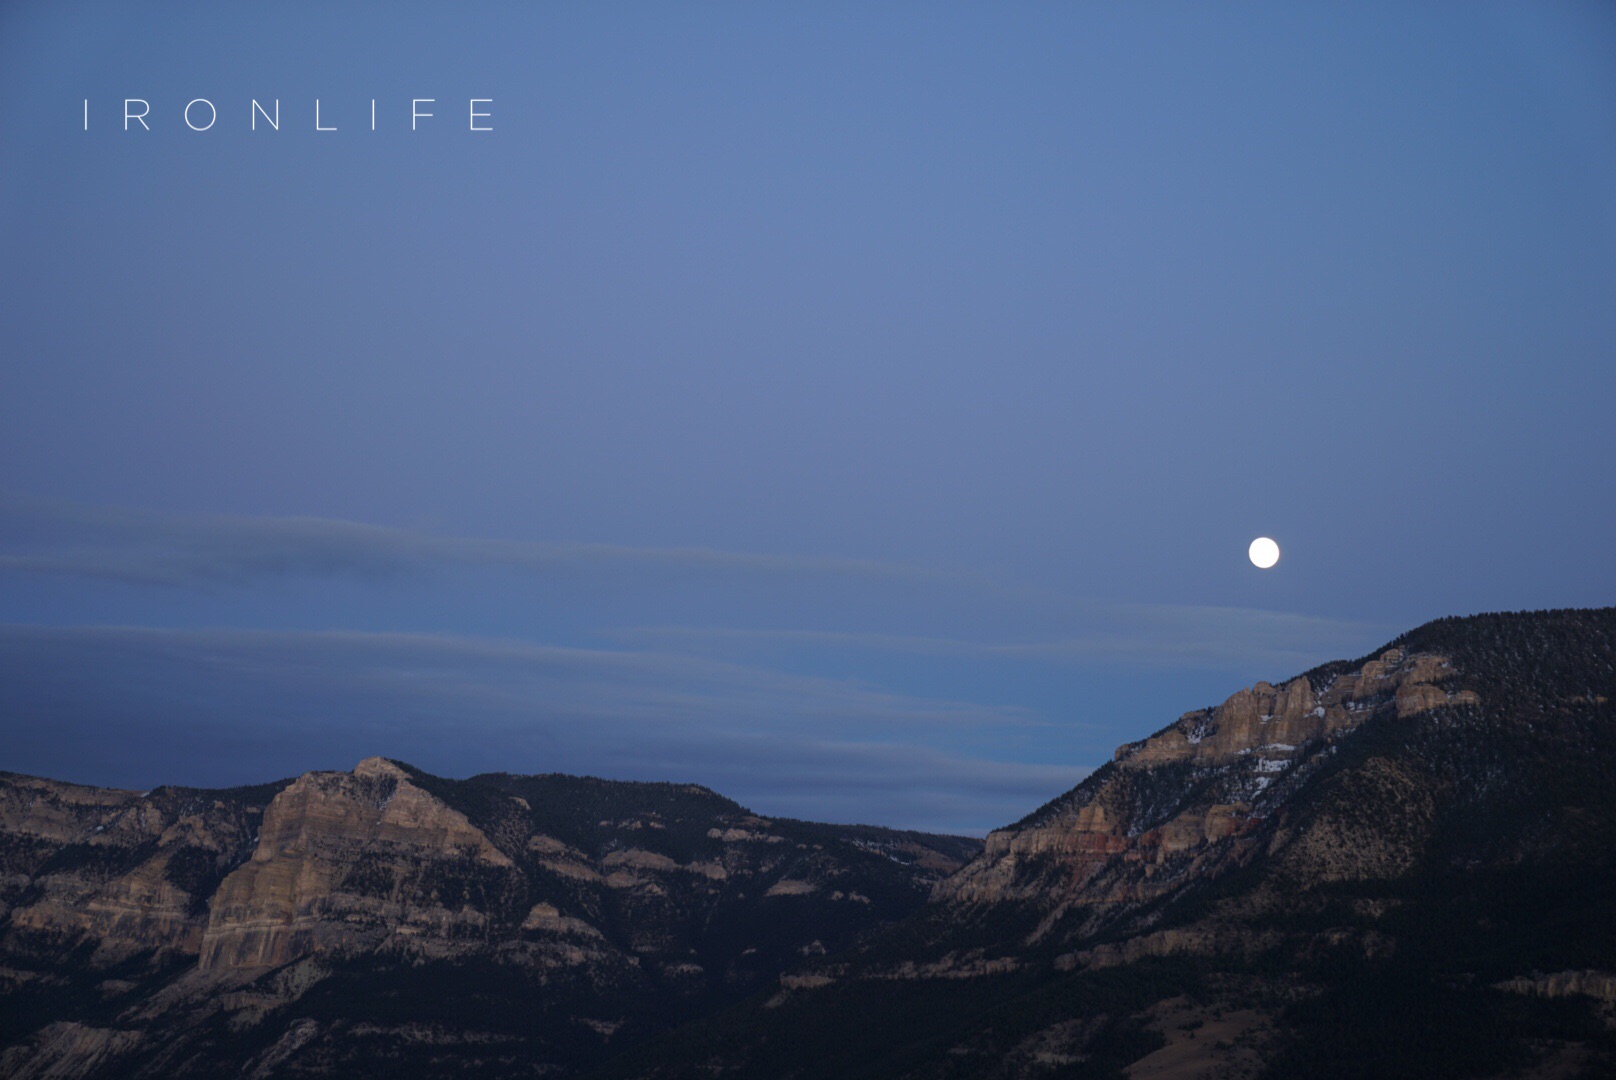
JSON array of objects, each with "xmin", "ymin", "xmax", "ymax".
[
  {"xmin": 0, "ymin": 623, "xmax": 1081, "ymax": 835},
  {"xmin": 0, "ymin": 493, "xmax": 938, "ymax": 588}
]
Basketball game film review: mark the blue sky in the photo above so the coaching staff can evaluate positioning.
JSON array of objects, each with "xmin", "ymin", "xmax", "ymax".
[{"xmin": 1, "ymin": 2, "xmax": 1613, "ymax": 833}]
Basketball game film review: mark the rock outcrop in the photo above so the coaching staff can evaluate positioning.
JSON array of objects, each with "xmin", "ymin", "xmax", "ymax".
[
  {"xmin": 0, "ymin": 773, "xmax": 274, "ymax": 963},
  {"xmin": 1494, "ymin": 970, "xmax": 1616, "ymax": 1003},
  {"xmin": 933, "ymin": 649, "xmax": 1479, "ymax": 928},
  {"xmin": 0, "ymin": 758, "xmax": 979, "ymax": 1078},
  {"xmin": 199, "ymin": 757, "xmax": 514, "ymax": 970},
  {"xmin": 5, "ymin": 607, "xmax": 1613, "ymax": 1080},
  {"xmin": 589, "ymin": 608, "xmax": 1616, "ymax": 1080}
]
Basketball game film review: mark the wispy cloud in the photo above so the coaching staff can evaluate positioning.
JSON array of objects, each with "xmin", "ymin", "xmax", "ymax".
[
  {"xmin": 0, "ymin": 493, "xmax": 941, "ymax": 589},
  {"xmin": 0, "ymin": 495, "xmax": 1387, "ymax": 675},
  {"xmin": 0, "ymin": 496, "xmax": 1395, "ymax": 832},
  {"xmin": 0, "ymin": 623, "xmax": 1077, "ymax": 834},
  {"xmin": 614, "ymin": 603, "xmax": 1390, "ymax": 673}
]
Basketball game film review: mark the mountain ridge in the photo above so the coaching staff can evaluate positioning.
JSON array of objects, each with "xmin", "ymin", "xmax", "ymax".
[
  {"xmin": 2, "ymin": 606, "xmax": 1613, "ymax": 1077},
  {"xmin": 0, "ymin": 754, "xmax": 980, "ymax": 1077},
  {"xmin": 593, "ymin": 606, "xmax": 1616, "ymax": 1079}
]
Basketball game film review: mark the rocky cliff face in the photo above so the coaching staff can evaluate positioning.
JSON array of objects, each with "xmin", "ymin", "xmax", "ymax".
[
  {"xmin": 0, "ymin": 759, "xmax": 978, "ymax": 1078},
  {"xmin": 198, "ymin": 757, "xmax": 515, "ymax": 970},
  {"xmin": 5, "ymin": 607, "xmax": 1614, "ymax": 1080},
  {"xmin": 593, "ymin": 607, "xmax": 1616, "ymax": 1080},
  {"xmin": 0, "ymin": 773, "xmax": 276, "ymax": 965},
  {"xmin": 932, "ymin": 647, "xmax": 1480, "ymax": 932}
]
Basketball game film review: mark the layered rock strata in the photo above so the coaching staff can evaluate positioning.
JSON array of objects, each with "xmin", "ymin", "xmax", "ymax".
[
  {"xmin": 934, "ymin": 650, "xmax": 1480, "ymax": 923},
  {"xmin": 199, "ymin": 757, "xmax": 513, "ymax": 970},
  {"xmin": 0, "ymin": 757, "xmax": 979, "ymax": 1076}
]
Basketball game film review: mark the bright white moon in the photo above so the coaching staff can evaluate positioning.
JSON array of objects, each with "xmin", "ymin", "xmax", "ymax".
[{"xmin": 1249, "ymin": 537, "xmax": 1280, "ymax": 569}]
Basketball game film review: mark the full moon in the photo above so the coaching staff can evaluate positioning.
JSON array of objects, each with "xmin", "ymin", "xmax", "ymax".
[{"xmin": 1248, "ymin": 537, "xmax": 1280, "ymax": 569}]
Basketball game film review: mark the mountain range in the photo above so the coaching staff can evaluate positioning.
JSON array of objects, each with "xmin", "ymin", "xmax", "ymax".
[{"xmin": 2, "ymin": 607, "xmax": 1613, "ymax": 1078}]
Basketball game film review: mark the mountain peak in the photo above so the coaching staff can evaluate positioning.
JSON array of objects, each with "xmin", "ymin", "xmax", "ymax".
[
  {"xmin": 931, "ymin": 644, "xmax": 1486, "ymax": 928},
  {"xmin": 0, "ymin": 755, "xmax": 982, "ymax": 1077},
  {"xmin": 588, "ymin": 607, "xmax": 1616, "ymax": 1080},
  {"xmin": 3, "ymin": 607, "xmax": 1612, "ymax": 1079},
  {"xmin": 352, "ymin": 755, "xmax": 409, "ymax": 780}
]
